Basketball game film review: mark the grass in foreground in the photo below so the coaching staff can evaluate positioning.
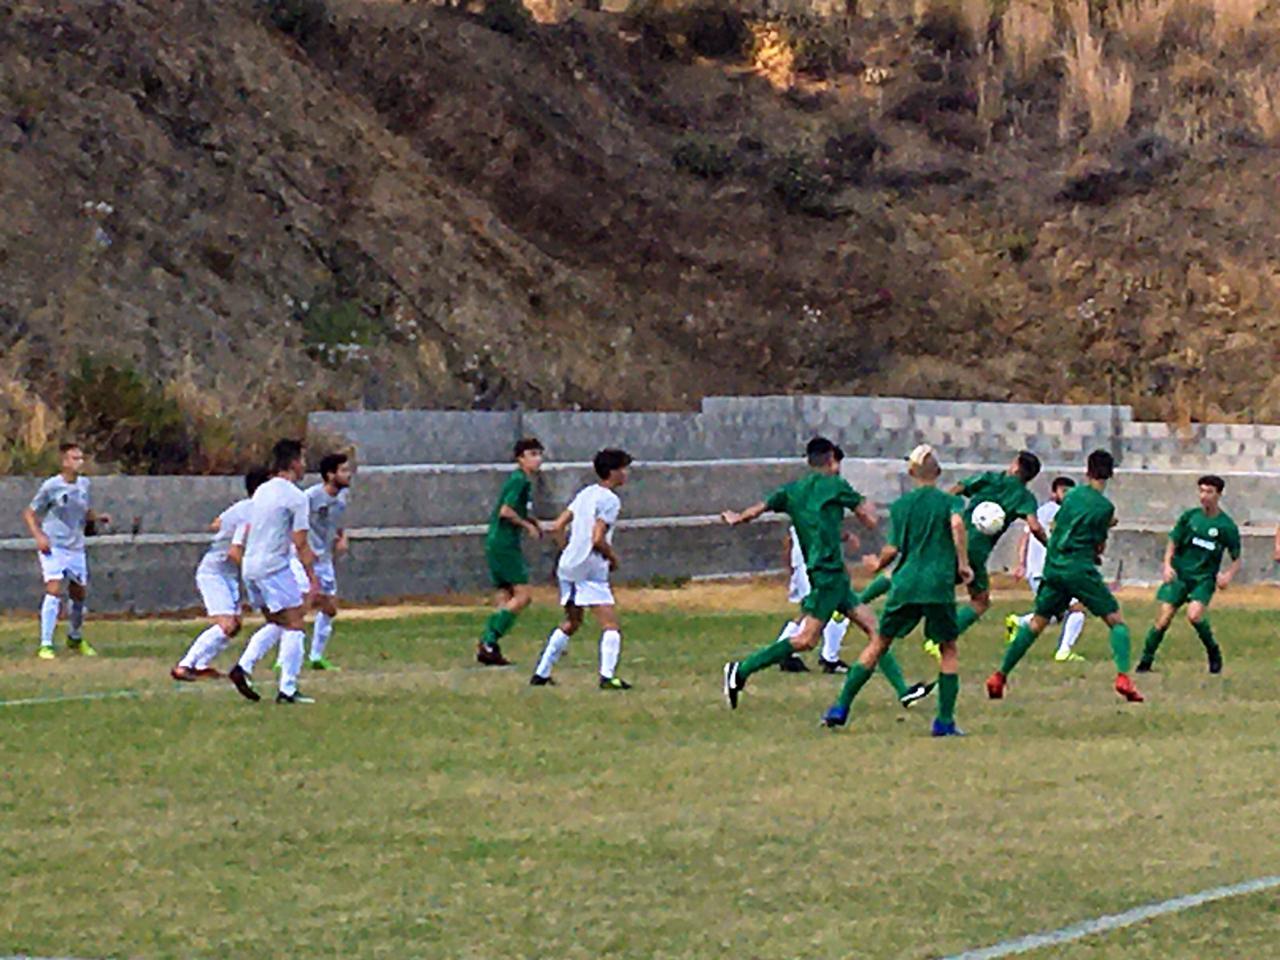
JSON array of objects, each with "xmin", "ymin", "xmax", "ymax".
[{"xmin": 1, "ymin": 584, "xmax": 1277, "ymax": 959}]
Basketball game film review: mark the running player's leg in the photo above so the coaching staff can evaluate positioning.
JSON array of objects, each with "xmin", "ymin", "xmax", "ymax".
[
  {"xmin": 989, "ymin": 579, "xmax": 1065, "ymax": 697},
  {"xmin": 66, "ymin": 578, "xmax": 89, "ymax": 651},
  {"xmin": 532, "ymin": 590, "xmax": 582, "ymax": 685},
  {"xmin": 1186, "ymin": 596, "xmax": 1222, "ymax": 673},
  {"xmin": 1053, "ymin": 602, "xmax": 1087, "ymax": 661},
  {"xmin": 308, "ymin": 584, "xmax": 340, "ymax": 670},
  {"xmin": 37, "ymin": 573, "xmax": 62, "ymax": 658},
  {"xmin": 823, "ymin": 603, "xmax": 904, "ymax": 726},
  {"xmin": 818, "ymin": 613, "xmax": 849, "ymax": 671},
  {"xmin": 591, "ymin": 599, "xmax": 630, "ymax": 690},
  {"xmin": 1139, "ymin": 579, "xmax": 1186, "ymax": 670},
  {"xmin": 479, "ymin": 552, "xmax": 530, "ymax": 664}
]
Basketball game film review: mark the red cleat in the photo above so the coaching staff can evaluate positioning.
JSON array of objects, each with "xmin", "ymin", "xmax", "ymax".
[
  {"xmin": 1115, "ymin": 673, "xmax": 1145, "ymax": 703},
  {"xmin": 985, "ymin": 671, "xmax": 1007, "ymax": 700},
  {"xmin": 192, "ymin": 666, "xmax": 223, "ymax": 679},
  {"xmin": 170, "ymin": 664, "xmax": 197, "ymax": 682}
]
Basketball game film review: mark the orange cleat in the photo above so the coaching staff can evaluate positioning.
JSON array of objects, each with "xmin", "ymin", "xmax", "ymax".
[
  {"xmin": 1115, "ymin": 673, "xmax": 1145, "ymax": 703},
  {"xmin": 985, "ymin": 670, "xmax": 1007, "ymax": 700}
]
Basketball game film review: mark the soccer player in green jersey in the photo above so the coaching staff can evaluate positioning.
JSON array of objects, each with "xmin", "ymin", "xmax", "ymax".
[
  {"xmin": 477, "ymin": 438, "xmax": 545, "ymax": 667},
  {"xmin": 720, "ymin": 437, "xmax": 934, "ymax": 712},
  {"xmin": 822, "ymin": 444, "xmax": 972, "ymax": 736},
  {"xmin": 987, "ymin": 449, "xmax": 1145, "ymax": 703},
  {"xmin": 1137, "ymin": 475, "xmax": 1241, "ymax": 674},
  {"xmin": 918, "ymin": 452, "xmax": 1047, "ymax": 658}
]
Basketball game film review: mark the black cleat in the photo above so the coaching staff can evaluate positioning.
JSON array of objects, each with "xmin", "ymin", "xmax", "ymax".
[
  {"xmin": 899, "ymin": 680, "xmax": 936, "ymax": 709},
  {"xmin": 1135, "ymin": 659, "xmax": 1153, "ymax": 674},
  {"xmin": 228, "ymin": 664, "xmax": 261, "ymax": 702},
  {"xmin": 819, "ymin": 657, "xmax": 850, "ymax": 674},
  {"xmin": 476, "ymin": 642, "xmax": 513, "ymax": 667},
  {"xmin": 599, "ymin": 676, "xmax": 633, "ymax": 690},
  {"xmin": 723, "ymin": 661, "xmax": 744, "ymax": 710},
  {"xmin": 778, "ymin": 653, "xmax": 809, "ymax": 673},
  {"xmin": 1207, "ymin": 649, "xmax": 1223, "ymax": 674},
  {"xmin": 529, "ymin": 674, "xmax": 557, "ymax": 686},
  {"xmin": 275, "ymin": 690, "xmax": 316, "ymax": 704}
]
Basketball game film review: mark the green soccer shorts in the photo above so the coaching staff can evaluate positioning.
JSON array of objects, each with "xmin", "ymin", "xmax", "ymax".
[
  {"xmin": 1156, "ymin": 576, "xmax": 1216, "ymax": 609},
  {"xmin": 801, "ymin": 573, "xmax": 860, "ymax": 624},
  {"xmin": 966, "ymin": 538, "xmax": 993, "ymax": 595},
  {"xmin": 1034, "ymin": 567, "xmax": 1119, "ymax": 620},
  {"xmin": 878, "ymin": 600, "xmax": 959, "ymax": 644},
  {"xmin": 486, "ymin": 548, "xmax": 529, "ymax": 590}
]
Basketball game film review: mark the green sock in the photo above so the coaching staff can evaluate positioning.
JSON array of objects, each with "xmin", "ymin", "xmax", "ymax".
[
  {"xmin": 956, "ymin": 605, "xmax": 981, "ymax": 636},
  {"xmin": 878, "ymin": 649, "xmax": 908, "ymax": 697},
  {"xmin": 835, "ymin": 661, "xmax": 874, "ymax": 711},
  {"xmin": 1140, "ymin": 625, "xmax": 1167, "ymax": 663},
  {"xmin": 936, "ymin": 672, "xmax": 959, "ymax": 724},
  {"xmin": 1193, "ymin": 618, "xmax": 1220, "ymax": 656},
  {"xmin": 1000, "ymin": 622, "xmax": 1037, "ymax": 675},
  {"xmin": 738, "ymin": 638, "xmax": 795, "ymax": 680},
  {"xmin": 860, "ymin": 574, "xmax": 891, "ymax": 604},
  {"xmin": 481, "ymin": 608, "xmax": 518, "ymax": 645},
  {"xmin": 1109, "ymin": 622, "xmax": 1132, "ymax": 673}
]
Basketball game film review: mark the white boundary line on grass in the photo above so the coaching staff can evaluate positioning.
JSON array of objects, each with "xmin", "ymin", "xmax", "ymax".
[
  {"xmin": 0, "ymin": 690, "xmax": 140, "ymax": 708},
  {"xmin": 943, "ymin": 874, "xmax": 1280, "ymax": 959}
]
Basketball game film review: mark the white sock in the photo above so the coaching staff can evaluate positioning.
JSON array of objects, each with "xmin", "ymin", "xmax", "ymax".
[
  {"xmin": 821, "ymin": 618, "xmax": 849, "ymax": 662},
  {"xmin": 599, "ymin": 629, "xmax": 622, "ymax": 680},
  {"xmin": 68, "ymin": 599, "xmax": 85, "ymax": 639},
  {"xmin": 278, "ymin": 629, "xmax": 305, "ymax": 696},
  {"xmin": 1057, "ymin": 611, "xmax": 1085, "ymax": 655},
  {"xmin": 535, "ymin": 628, "xmax": 570, "ymax": 679},
  {"xmin": 775, "ymin": 619, "xmax": 802, "ymax": 644},
  {"xmin": 181, "ymin": 624, "xmax": 227, "ymax": 669},
  {"xmin": 237, "ymin": 623, "xmax": 282, "ymax": 674},
  {"xmin": 39, "ymin": 595, "xmax": 60, "ymax": 647},
  {"xmin": 1018, "ymin": 613, "xmax": 1034, "ymax": 628},
  {"xmin": 310, "ymin": 612, "xmax": 334, "ymax": 661}
]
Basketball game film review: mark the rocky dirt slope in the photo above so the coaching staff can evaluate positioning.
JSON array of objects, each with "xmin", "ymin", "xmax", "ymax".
[{"xmin": 1, "ymin": 0, "xmax": 1277, "ymax": 470}]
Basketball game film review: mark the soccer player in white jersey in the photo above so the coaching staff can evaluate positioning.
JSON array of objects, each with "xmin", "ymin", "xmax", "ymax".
[
  {"xmin": 22, "ymin": 442, "xmax": 111, "ymax": 659},
  {"xmin": 227, "ymin": 439, "xmax": 320, "ymax": 704},
  {"xmin": 531, "ymin": 448, "xmax": 633, "ymax": 690},
  {"xmin": 170, "ymin": 468, "xmax": 270, "ymax": 681},
  {"xmin": 290, "ymin": 452, "xmax": 351, "ymax": 670},
  {"xmin": 1007, "ymin": 476, "xmax": 1088, "ymax": 662}
]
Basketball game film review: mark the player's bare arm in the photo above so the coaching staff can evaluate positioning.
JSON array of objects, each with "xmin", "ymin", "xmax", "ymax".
[
  {"xmin": 1025, "ymin": 513, "xmax": 1048, "ymax": 546},
  {"xmin": 22, "ymin": 506, "xmax": 51, "ymax": 554},
  {"xmin": 498, "ymin": 503, "xmax": 541, "ymax": 539},
  {"xmin": 1014, "ymin": 524, "xmax": 1030, "ymax": 581},
  {"xmin": 951, "ymin": 512, "xmax": 973, "ymax": 584},
  {"xmin": 863, "ymin": 544, "xmax": 898, "ymax": 575},
  {"xmin": 591, "ymin": 518, "xmax": 619, "ymax": 570},
  {"xmin": 852, "ymin": 501, "xmax": 878, "ymax": 530},
  {"xmin": 1162, "ymin": 538, "xmax": 1177, "ymax": 583},
  {"xmin": 335, "ymin": 529, "xmax": 349, "ymax": 556},
  {"xmin": 1218, "ymin": 553, "xmax": 1241, "ymax": 591},
  {"xmin": 87, "ymin": 508, "xmax": 111, "ymax": 528},
  {"xmin": 292, "ymin": 529, "xmax": 320, "ymax": 597},
  {"xmin": 721, "ymin": 501, "xmax": 767, "ymax": 526}
]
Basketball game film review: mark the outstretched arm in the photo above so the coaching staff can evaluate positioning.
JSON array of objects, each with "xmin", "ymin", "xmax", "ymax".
[
  {"xmin": 722, "ymin": 502, "xmax": 768, "ymax": 526},
  {"xmin": 852, "ymin": 501, "xmax": 878, "ymax": 530},
  {"xmin": 1025, "ymin": 514, "xmax": 1048, "ymax": 546}
]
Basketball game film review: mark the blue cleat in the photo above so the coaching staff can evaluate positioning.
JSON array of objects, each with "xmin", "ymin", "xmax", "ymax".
[
  {"xmin": 931, "ymin": 719, "xmax": 966, "ymax": 737},
  {"xmin": 820, "ymin": 705, "xmax": 849, "ymax": 729}
]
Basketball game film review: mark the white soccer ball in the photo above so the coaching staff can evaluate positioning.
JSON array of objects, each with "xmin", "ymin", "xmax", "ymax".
[{"xmin": 971, "ymin": 501, "xmax": 1006, "ymax": 536}]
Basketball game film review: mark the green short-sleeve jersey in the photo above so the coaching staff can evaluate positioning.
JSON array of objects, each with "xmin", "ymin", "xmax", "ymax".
[
  {"xmin": 885, "ymin": 486, "xmax": 965, "ymax": 604},
  {"xmin": 764, "ymin": 472, "xmax": 864, "ymax": 577},
  {"xmin": 1043, "ymin": 484, "xmax": 1114, "ymax": 578},
  {"xmin": 959, "ymin": 471, "xmax": 1038, "ymax": 545},
  {"xmin": 485, "ymin": 470, "xmax": 533, "ymax": 554},
  {"xmin": 1169, "ymin": 507, "xmax": 1240, "ymax": 583}
]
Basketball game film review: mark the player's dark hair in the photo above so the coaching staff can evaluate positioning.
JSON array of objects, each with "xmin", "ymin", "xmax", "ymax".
[
  {"xmin": 59, "ymin": 442, "xmax": 81, "ymax": 455},
  {"xmin": 514, "ymin": 437, "xmax": 544, "ymax": 459},
  {"xmin": 593, "ymin": 448, "xmax": 633, "ymax": 479},
  {"xmin": 805, "ymin": 436, "xmax": 836, "ymax": 467},
  {"xmin": 319, "ymin": 452, "xmax": 349, "ymax": 481},
  {"xmin": 833, "ymin": 444, "xmax": 846, "ymax": 463},
  {"xmin": 1086, "ymin": 449, "xmax": 1115, "ymax": 481},
  {"xmin": 1015, "ymin": 450, "xmax": 1042, "ymax": 483},
  {"xmin": 1051, "ymin": 476, "xmax": 1075, "ymax": 493},
  {"xmin": 244, "ymin": 468, "xmax": 271, "ymax": 496},
  {"xmin": 271, "ymin": 438, "xmax": 305, "ymax": 474},
  {"xmin": 1198, "ymin": 474, "xmax": 1225, "ymax": 493}
]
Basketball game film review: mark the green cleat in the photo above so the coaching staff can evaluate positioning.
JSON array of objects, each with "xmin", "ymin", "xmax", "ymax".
[
  {"xmin": 37, "ymin": 645, "xmax": 56, "ymax": 660},
  {"xmin": 922, "ymin": 640, "xmax": 941, "ymax": 661},
  {"xmin": 68, "ymin": 638, "xmax": 97, "ymax": 657},
  {"xmin": 1004, "ymin": 614, "xmax": 1021, "ymax": 646},
  {"xmin": 308, "ymin": 657, "xmax": 340, "ymax": 671}
]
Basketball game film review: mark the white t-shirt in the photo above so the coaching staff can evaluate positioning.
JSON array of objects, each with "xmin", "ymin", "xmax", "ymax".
[
  {"xmin": 29, "ymin": 475, "xmax": 91, "ymax": 551},
  {"xmin": 197, "ymin": 498, "xmax": 253, "ymax": 577},
  {"xmin": 1025, "ymin": 500, "xmax": 1059, "ymax": 580},
  {"xmin": 557, "ymin": 484, "xmax": 622, "ymax": 584},
  {"xmin": 241, "ymin": 477, "xmax": 310, "ymax": 580}
]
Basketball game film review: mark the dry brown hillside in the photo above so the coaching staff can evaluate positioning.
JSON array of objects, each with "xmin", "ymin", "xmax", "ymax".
[{"xmin": 1, "ymin": 0, "xmax": 1278, "ymax": 471}]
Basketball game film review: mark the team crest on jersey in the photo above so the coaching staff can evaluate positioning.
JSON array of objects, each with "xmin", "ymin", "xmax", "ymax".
[{"xmin": 1209, "ymin": 528, "xmax": 1219, "ymax": 537}]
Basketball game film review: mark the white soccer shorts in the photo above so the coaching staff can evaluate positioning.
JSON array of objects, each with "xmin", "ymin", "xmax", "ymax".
[
  {"xmin": 787, "ymin": 567, "xmax": 811, "ymax": 605},
  {"xmin": 559, "ymin": 578, "xmax": 615, "ymax": 608},
  {"xmin": 196, "ymin": 571, "xmax": 241, "ymax": 618},
  {"xmin": 289, "ymin": 557, "xmax": 337, "ymax": 595},
  {"xmin": 39, "ymin": 547, "xmax": 88, "ymax": 586},
  {"xmin": 245, "ymin": 567, "xmax": 304, "ymax": 614}
]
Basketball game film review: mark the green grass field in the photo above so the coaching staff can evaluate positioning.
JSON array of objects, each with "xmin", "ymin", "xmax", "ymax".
[{"xmin": 2, "ymin": 584, "xmax": 1277, "ymax": 959}]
